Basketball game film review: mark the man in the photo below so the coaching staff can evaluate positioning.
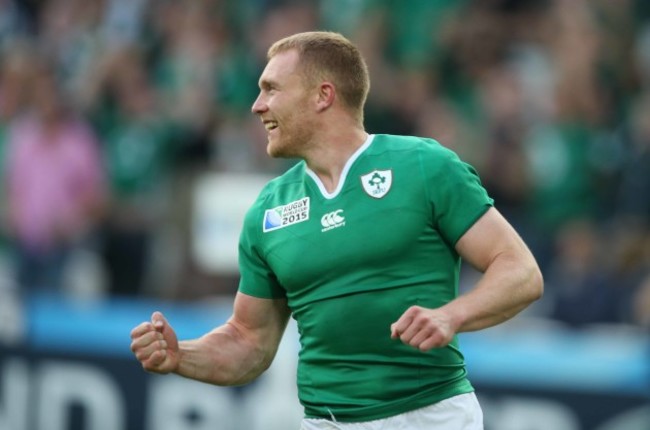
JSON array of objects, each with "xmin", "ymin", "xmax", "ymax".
[
  {"xmin": 5, "ymin": 60, "xmax": 107, "ymax": 292},
  {"xmin": 130, "ymin": 31, "xmax": 543, "ymax": 429}
]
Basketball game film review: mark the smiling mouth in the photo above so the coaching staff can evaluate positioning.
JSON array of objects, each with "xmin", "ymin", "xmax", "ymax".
[{"xmin": 264, "ymin": 121, "xmax": 278, "ymax": 131}]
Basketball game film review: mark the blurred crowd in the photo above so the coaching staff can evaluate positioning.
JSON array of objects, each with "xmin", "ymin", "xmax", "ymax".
[{"xmin": 0, "ymin": 0, "xmax": 648, "ymax": 328}]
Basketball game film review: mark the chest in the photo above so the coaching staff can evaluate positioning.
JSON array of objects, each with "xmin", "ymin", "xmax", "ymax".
[
  {"xmin": 15, "ymin": 134, "xmax": 89, "ymax": 190},
  {"xmin": 259, "ymin": 170, "xmax": 433, "ymax": 291}
]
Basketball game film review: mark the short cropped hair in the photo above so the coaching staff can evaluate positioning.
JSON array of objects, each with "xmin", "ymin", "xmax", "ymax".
[{"xmin": 268, "ymin": 31, "xmax": 370, "ymax": 122}]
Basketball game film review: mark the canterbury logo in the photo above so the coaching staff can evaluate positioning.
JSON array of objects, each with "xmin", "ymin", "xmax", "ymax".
[{"xmin": 321, "ymin": 210, "xmax": 345, "ymax": 232}]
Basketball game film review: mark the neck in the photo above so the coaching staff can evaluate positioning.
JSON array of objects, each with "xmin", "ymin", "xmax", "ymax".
[{"xmin": 304, "ymin": 124, "xmax": 368, "ymax": 193}]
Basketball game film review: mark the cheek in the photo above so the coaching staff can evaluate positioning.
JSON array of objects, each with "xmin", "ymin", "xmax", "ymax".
[{"xmin": 288, "ymin": 113, "xmax": 312, "ymax": 139}]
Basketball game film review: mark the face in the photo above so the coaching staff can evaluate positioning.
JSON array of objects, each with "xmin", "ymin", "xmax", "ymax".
[
  {"xmin": 32, "ymin": 71, "xmax": 64, "ymax": 122},
  {"xmin": 251, "ymin": 50, "xmax": 317, "ymax": 158}
]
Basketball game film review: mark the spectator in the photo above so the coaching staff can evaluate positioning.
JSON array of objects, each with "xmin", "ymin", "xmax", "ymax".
[
  {"xmin": 0, "ymin": 42, "xmax": 32, "ymax": 257},
  {"xmin": 546, "ymin": 219, "xmax": 621, "ymax": 325},
  {"xmin": 616, "ymin": 93, "xmax": 650, "ymax": 222},
  {"xmin": 3, "ymin": 59, "xmax": 106, "ymax": 292},
  {"xmin": 85, "ymin": 46, "xmax": 174, "ymax": 296}
]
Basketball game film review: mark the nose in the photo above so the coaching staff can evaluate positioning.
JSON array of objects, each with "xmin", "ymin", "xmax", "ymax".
[{"xmin": 251, "ymin": 93, "xmax": 267, "ymax": 115}]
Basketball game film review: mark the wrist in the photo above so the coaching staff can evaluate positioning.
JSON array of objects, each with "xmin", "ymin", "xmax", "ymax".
[{"xmin": 439, "ymin": 301, "xmax": 469, "ymax": 334}]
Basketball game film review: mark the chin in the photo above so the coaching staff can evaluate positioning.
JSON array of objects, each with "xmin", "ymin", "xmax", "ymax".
[
  {"xmin": 267, "ymin": 143, "xmax": 285, "ymax": 159},
  {"xmin": 267, "ymin": 138, "xmax": 291, "ymax": 158},
  {"xmin": 267, "ymin": 134, "xmax": 304, "ymax": 159}
]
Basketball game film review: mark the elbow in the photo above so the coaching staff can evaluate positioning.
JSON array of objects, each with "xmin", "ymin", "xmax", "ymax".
[
  {"xmin": 526, "ymin": 263, "xmax": 544, "ymax": 304},
  {"xmin": 256, "ymin": 353, "xmax": 276, "ymax": 375}
]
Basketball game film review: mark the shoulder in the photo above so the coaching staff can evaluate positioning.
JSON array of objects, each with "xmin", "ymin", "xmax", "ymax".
[
  {"xmin": 370, "ymin": 134, "xmax": 464, "ymax": 167},
  {"xmin": 256, "ymin": 161, "xmax": 305, "ymax": 201},
  {"xmin": 7, "ymin": 114, "xmax": 36, "ymax": 137},
  {"xmin": 69, "ymin": 117, "xmax": 98, "ymax": 139},
  {"xmin": 371, "ymin": 134, "xmax": 453, "ymax": 154},
  {"xmin": 242, "ymin": 162, "xmax": 306, "ymax": 224}
]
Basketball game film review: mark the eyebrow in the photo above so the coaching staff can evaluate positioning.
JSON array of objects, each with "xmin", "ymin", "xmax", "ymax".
[{"xmin": 258, "ymin": 78, "xmax": 278, "ymax": 90}]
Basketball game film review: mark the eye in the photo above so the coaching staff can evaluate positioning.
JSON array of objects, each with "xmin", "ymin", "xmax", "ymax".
[{"xmin": 260, "ymin": 81, "xmax": 277, "ymax": 94}]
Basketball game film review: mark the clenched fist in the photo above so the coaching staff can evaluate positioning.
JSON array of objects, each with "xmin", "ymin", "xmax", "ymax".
[
  {"xmin": 130, "ymin": 311, "xmax": 180, "ymax": 373},
  {"xmin": 390, "ymin": 305, "xmax": 457, "ymax": 351}
]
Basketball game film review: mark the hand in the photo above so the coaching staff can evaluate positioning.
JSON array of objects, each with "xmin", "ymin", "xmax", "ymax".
[
  {"xmin": 390, "ymin": 306, "xmax": 457, "ymax": 351},
  {"xmin": 130, "ymin": 311, "xmax": 180, "ymax": 373}
]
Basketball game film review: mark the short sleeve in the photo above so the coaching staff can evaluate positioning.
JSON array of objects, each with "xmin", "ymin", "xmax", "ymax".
[
  {"xmin": 237, "ymin": 206, "xmax": 286, "ymax": 299},
  {"xmin": 425, "ymin": 144, "xmax": 494, "ymax": 246}
]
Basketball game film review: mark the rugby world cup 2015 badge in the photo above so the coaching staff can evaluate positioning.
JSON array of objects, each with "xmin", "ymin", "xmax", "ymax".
[
  {"xmin": 361, "ymin": 169, "xmax": 392, "ymax": 199},
  {"xmin": 263, "ymin": 197, "xmax": 310, "ymax": 232}
]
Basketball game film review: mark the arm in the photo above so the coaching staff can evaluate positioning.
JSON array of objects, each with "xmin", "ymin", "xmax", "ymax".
[
  {"xmin": 130, "ymin": 292, "xmax": 291, "ymax": 386},
  {"xmin": 447, "ymin": 206, "xmax": 544, "ymax": 331},
  {"xmin": 391, "ymin": 207, "xmax": 543, "ymax": 350}
]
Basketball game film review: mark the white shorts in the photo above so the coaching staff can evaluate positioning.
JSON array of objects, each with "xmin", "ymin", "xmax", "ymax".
[{"xmin": 301, "ymin": 392, "xmax": 483, "ymax": 430}]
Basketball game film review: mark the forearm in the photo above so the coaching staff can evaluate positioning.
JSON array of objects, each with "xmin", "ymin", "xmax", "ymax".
[
  {"xmin": 443, "ymin": 253, "xmax": 543, "ymax": 333},
  {"xmin": 175, "ymin": 322, "xmax": 273, "ymax": 386}
]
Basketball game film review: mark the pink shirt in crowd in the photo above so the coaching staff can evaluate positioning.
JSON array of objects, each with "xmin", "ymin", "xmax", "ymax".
[{"xmin": 5, "ymin": 114, "xmax": 106, "ymax": 251}]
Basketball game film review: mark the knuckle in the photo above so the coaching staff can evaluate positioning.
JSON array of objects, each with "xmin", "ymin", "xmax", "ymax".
[{"xmin": 409, "ymin": 305, "xmax": 422, "ymax": 314}]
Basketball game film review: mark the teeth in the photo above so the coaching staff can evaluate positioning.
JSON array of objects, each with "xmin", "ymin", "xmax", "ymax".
[{"xmin": 264, "ymin": 121, "xmax": 278, "ymax": 131}]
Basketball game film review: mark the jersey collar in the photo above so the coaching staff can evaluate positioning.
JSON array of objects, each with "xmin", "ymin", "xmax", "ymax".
[{"xmin": 305, "ymin": 134, "xmax": 375, "ymax": 200}]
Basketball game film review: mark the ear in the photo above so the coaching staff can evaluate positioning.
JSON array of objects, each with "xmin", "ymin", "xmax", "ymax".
[{"xmin": 315, "ymin": 82, "xmax": 335, "ymax": 112}]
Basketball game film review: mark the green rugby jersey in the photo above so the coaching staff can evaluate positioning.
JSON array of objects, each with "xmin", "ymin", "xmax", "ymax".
[{"xmin": 238, "ymin": 134, "xmax": 494, "ymax": 422}]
